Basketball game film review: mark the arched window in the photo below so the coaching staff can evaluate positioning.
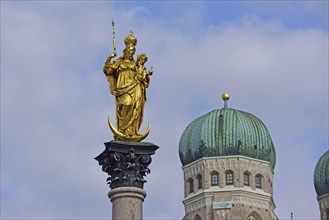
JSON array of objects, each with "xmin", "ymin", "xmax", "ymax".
[
  {"xmin": 188, "ymin": 178, "xmax": 194, "ymax": 193},
  {"xmin": 247, "ymin": 211, "xmax": 262, "ymax": 220},
  {"xmin": 226, "ymin": 170, "xmax": 234, "ymax": 185},
  {"xmin": 197, "ymin": 174, "xmax": 203, "ymax": 190},
  {"xmin": 243, "ymin": 172, "xmax": 250, "ymax": 186},
  {"xmin": 193, "ymin": 214, "xmax": 202, "ymax": 220},
  {"xmin": 255, "ymin": 174, "xmax": 262, "ymax": 188},
  {"xmin": 211, "ymin": 172, "xmax": 219, "ymax": 186}
]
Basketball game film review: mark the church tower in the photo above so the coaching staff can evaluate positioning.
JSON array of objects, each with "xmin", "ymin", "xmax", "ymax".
[
  {"xmin": 179, "ymin": 94, "xmax": 278, "ymax": 220},
  {"xmin": 314, "ymin": 150, "xmax": 329, "ymax": 220}
]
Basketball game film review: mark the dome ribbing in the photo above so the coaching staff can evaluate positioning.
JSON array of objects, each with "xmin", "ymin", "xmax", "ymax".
[
  {"xmin": 179, "ymin": 107, "xmax": 276, "ymax": 168},
  {"xmin": 314, "ymin": 150, "xmax": 329, "ymax": 197}
]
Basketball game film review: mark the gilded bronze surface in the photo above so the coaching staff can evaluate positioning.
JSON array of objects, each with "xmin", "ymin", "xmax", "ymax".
[
  {"xmin": 222, "ymin": 92, "xmax": 230, "ymax": 101},
  {"xmin": 103, "ymin": 29, "xmax": 153, "ymax": 142}
]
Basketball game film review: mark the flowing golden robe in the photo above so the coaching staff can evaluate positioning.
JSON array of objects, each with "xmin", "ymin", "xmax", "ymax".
[{"xmin": 103, "ymin": 57, "xmax": 146, "ymax": 137}]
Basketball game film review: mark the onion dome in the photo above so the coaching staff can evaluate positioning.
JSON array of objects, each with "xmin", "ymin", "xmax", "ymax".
[
  {"xmin": 179, "ymin": 93, "xmax": 276, "ymax": 168},
  {"xmin": 314, "ymin": 150, "xmax": 329, "ymax": 197}
]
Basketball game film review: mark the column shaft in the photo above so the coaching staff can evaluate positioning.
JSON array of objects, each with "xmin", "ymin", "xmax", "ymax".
[{"xmin": 109, "ymin": 187, "xmax": 147, "ymax": 220}]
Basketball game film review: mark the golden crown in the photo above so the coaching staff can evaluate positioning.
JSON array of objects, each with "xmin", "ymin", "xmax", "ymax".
[{"xmin": 124, "ymin": 31, "xmax": 137, "ymax": 46}]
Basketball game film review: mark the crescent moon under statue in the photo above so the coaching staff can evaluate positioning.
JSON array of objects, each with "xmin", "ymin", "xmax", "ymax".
[{"xmin": 108, "ymin": 116, "xmax": 151, "ymax": 142}]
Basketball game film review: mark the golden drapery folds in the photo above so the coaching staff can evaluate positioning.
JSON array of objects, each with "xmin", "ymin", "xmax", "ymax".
[{"xmin": 103, "ymin": 32, "xmax": 153, "ymax": 142}]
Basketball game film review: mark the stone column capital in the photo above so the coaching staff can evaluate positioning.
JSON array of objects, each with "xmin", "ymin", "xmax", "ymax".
[{"xmin": 95, "ymin": 140, "xmax": 159, "ymax": 189}]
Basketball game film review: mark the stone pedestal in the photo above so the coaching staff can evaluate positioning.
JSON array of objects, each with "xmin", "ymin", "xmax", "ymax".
[{"xmin": 95, "ymin": 140, "xmax": 159, "ymax": 219}]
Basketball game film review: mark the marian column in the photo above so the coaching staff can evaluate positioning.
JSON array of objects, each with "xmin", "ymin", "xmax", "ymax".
[{"xmin": 95, "ymin": 22, "xmax": 158, "ymax": 220}]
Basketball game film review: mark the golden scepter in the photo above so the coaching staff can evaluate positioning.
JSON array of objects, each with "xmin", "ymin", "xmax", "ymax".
[{"xmin": 112, "ymin": 19, "xmax": 116, "ymax": 52}]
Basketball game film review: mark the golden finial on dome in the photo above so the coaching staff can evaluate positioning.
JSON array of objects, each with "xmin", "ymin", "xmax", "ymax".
[
  {"xmin": 222, "ymin": 93, "xmax": 230, "ymax": 108},
  {"xmin": 222, "ymin": 93, "xmax": 230, "ymax": 101}
]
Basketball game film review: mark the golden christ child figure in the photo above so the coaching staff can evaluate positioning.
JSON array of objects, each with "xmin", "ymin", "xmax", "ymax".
[{"xmin": 103, "ymin": 32, "xmax": 153, "ymax": 142}]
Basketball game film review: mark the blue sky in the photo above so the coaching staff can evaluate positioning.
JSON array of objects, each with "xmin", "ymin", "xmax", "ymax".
[{"xmin": 1, "ymin": 1, "xmax": 328, "ymax": 219}]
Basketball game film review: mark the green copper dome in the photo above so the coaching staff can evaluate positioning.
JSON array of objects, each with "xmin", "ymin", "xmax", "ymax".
[
  {"xmin": 179, "ymin": 103, "xmax": 276, "ymax": 168},
  {"xmin": 314, "ymin": 150, "xmax": 329, "ymax": 197}
]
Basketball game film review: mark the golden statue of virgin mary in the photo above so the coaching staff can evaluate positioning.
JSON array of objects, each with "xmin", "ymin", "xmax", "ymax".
[{"xmin": 103, "ymin": 31, "xmax": 153, "ymax": 142}]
